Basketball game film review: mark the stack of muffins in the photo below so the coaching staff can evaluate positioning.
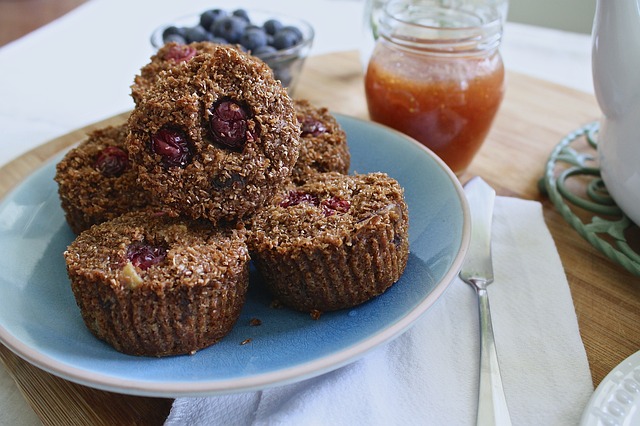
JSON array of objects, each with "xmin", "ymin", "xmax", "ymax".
[{"xmin": 56, "ymin": 42, "xmax": 409, "ymax": 357}]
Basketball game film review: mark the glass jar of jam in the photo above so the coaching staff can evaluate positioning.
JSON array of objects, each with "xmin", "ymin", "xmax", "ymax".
[{"xmin": 364, "ymin": 0, "xmax": 505, "ymax": 175}]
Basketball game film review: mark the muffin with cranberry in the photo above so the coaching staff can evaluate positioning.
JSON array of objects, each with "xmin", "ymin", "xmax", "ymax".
[
  {"xmin": 126, "ymin": 45, "xmax": 300, "ymax": 224},
  {"xmin": 248, "ymin": 171, "xmax": 409, "ymax": 312},
  {"xmin": 54, "ymin": 124, "xmax": 155, "ymax": 234},
  {"xmin": 64, "ymin": 210, "xmax": 250, "ymax": 357},
  {"xmin": 291, "ymin": 99, "xmax": 350, "ymax": 184},
  {"xmin": 131, "ymin": 41, "xmax": 223, "ymax": 105}
]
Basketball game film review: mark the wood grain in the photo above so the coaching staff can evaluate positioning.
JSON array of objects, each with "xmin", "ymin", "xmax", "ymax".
[{"xmin": 0, "ymin": 50, "xmax": 639, "ymax": 425}]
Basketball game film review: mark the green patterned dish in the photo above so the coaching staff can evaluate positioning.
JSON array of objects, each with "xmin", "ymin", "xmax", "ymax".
[{"xmin": 541, "ymin": 121, "xmax": 640, "ymax": 276}]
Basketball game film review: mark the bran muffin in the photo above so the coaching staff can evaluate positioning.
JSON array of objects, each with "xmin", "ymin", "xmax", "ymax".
[
  {"xmin": 131, "ymin": 41, "xmax": 222, "ymax": 105},
  {"xmin": 64, "ymin": 210, "xmax": 250, "ymax": 357},
  {"xmin": 54, "ymin": 124, "xmax": 155, "ymax": 234},
  {"xmin": 291, "ymin": 99, "xmax": 350, "ymax": 184},
  {"xmin": 248, "ymin": 171, "xmax": 409, "ymax": 312},
  {"xmin": 126, "ymin": 45, "xmax": 300, "ymax": 224}
]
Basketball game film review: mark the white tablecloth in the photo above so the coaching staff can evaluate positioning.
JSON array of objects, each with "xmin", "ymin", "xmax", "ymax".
[{"xmin": 0, "ymin": 1, "xmax": 595, "ymax": 424}]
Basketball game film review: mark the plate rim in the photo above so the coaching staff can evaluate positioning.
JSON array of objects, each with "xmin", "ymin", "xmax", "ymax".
[
  {"xmin": 0, "ymin": 113, "xmax": 471, "ymax": 397},
  {"xmin": 579, "ymin": 349, "xmax": 640, "ymax": 426}
]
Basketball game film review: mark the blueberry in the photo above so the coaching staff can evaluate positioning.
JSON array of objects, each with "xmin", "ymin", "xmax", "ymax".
[
  {"xmin": 210, "ymin": 36, "xmax": 229, "ymax": 45},
  {"xmin": 245, "ymin": 24, "xmax": 262, "ymax": 32},
  {"xmin": 200, "ymin": 9, "xmax": 227, "ymax": 29},
  {"xmin": 273, "ymin": 66, "xmax": 293, "ymax": 87},
  {"xmin": 232, "ymin": 9, "xmax": 251, "ymax": 23},
  {"xmin": 162, "ymin": 25, "xmax": 186, "ymax": 39},
  {"xmin": 211, "ymin": 16, "xmax": 248, "ymax": 43},
  {"xmin": 163, "ymin": 33, "xmax": 187, "ymax": 45},
  {"xmin": 184, "ymin": 25, "xmax": 213, "ymax": 43},
  {"xmin": 263, "ymin": 19, "xmax": 283, "ymax": 36},
  {"xmin": 272, "ymin": 26, "xmax": 303, "ymax": 50},
  {"xmin": 281, "ymin": 25, "xmax": 303, "ymax": 41},
  {"xmin": 240, "ymin": 27, "xmax": 268, "ymax": 52},
  {"xmin": 253, "ymin": 45, "xmax": 277, "ymax": 58}
]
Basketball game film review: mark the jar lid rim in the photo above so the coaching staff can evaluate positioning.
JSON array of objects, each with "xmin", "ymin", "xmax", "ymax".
[{"xmin": 378, "ymin": 0, "xmax": 503, "ymax": 52}]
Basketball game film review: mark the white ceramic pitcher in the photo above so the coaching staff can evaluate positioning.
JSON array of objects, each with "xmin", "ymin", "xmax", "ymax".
[{"xmin": 592, "ymin": 0, "xmax": 640, "ymax": 225}]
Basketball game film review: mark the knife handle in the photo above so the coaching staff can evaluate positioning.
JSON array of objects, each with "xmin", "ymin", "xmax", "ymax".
[{"xmin": 475, "ymin": 285, "xmax": 513, "ymax": 426}]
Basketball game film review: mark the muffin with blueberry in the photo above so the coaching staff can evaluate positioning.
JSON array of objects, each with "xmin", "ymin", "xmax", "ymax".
[
  {"xmin": 126, "ymin": 44, "xmax": 300, "ymax": 224},
  {"xmin": 291, "ymin": 99, "xmax": 350, "ymax": 184},
  {"xmin": 248, "ymin": 171, "xmax": 409, "ymax": 313},
  {"xmin": 55, "ymin": 123, "xmax": 155, "ymax": 234},
  {"xmin": 64, "ymin": 210, "xmax": 250, "ymax": 357}
]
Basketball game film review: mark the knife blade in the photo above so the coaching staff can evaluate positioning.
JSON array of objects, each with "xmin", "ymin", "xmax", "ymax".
[
  {"xmin": 460, "ymin": 177, "xmax": 512, "ymax": 426},
  {"xmin": 460, "ymin": 177, "xmax": 495, "ymax": 286}
]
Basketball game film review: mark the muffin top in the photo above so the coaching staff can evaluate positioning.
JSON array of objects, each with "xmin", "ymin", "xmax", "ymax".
[
  {"xmin": 131, "ymin": 42, "xmax": 225, "ymax": 105},
  {"xmin": 65, "ymin": 210, "xmax": 249, "ymax": 291},
  {"xmin": 249, "ymin": 172, "xmax": 407, "ymax": 251},
  {"xmin": 126, "ymin": 45, "xmax": 300, "ymax": 223}
]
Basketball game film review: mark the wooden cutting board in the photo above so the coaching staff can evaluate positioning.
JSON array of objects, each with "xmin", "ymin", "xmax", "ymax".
[{"xmin": 1, "ymin": 50, "xmax": 639, "ymax": 425}]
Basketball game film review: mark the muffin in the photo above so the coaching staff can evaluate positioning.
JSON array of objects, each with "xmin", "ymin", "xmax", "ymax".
[
  {"xmin": 64, "ymin": 210, "xmax": 250, "ymax": 357},
  {"xmin": 126, "ymin": 45, "xmax": 300, "ymax": 224},
  {"xmin": 248, "ymin": 172, "xmax": 409, "ymax": 312},
  {"xmin": 131, "ymin": 41, "xmax": 223, "ymax": 105},
  {"xmin": 54, "ymin": 124, "xmax": 155, "ymax": 234},
  {"xmin": 291, "ymin": 99, "xmax": 350, "ymax": 184}
]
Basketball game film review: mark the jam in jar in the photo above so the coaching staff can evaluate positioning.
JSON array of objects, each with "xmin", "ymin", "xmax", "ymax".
[{"xmin": 365, "ymin": 0, "xmax": 505, "ymax": 175}]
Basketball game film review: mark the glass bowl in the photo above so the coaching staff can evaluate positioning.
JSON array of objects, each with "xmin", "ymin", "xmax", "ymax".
[{"xmin": 150, "ymin": 9, "xmax": 314, "ymax": 94}]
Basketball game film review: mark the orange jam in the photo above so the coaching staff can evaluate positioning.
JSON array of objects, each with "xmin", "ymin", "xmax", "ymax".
[{"xmin": 365, "ymin": 45, "xmax": 505, "ymax": 175}]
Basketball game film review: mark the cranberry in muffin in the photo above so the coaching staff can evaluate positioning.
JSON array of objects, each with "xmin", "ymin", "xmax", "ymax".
[
  {"xmin": 64, "ymin": 210, "xmax": 250, "ymax": 357},
  {"xmin": 249, "ymin": 172, "xmax": 409, "ymax": 312},
  {"xmin": 126, "ymin": 45, "xmax": 300, "ymax": 224},
  {"xmin": 291, "ymin": 99, "xmax": 350, "ymax": 184},
  {"xmin": 55, "ymin": 124, "xmax": 155, "ymax": 234}
]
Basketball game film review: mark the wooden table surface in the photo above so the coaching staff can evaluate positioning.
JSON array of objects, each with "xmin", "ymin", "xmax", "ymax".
[{"xmin": 1, "ymin": 3, "xmax": 639, "ymax": 425}]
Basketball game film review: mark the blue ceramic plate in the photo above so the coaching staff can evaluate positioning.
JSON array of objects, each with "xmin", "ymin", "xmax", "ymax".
[{"xmin": 0, "ymin": 114, "xmax": 469, "ymax": 397}]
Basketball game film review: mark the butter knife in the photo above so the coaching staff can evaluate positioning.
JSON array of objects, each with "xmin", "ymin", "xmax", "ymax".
[{"xmin": 460, "ymin": 177, "xmax": 512, "ymax": 426}]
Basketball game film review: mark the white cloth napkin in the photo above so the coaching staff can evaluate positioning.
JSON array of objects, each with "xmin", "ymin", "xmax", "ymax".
[{"xmin": 165, "ymin": 196, "xmax": 594, "ymax": 426}]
